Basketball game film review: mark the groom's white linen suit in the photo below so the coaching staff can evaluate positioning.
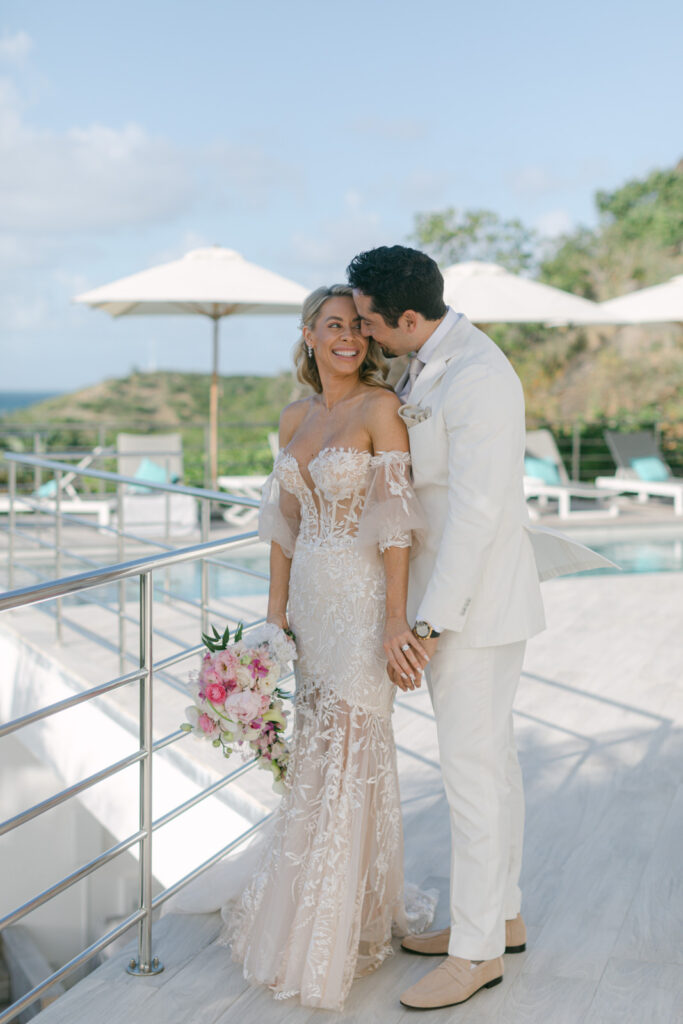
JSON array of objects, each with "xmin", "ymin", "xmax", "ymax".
[{"xmin": 398, "ymin": 309, "xmax": 602, "ymax": 960}]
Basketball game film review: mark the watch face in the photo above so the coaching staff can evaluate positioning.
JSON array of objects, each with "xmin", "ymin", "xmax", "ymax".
[{"xmin": 415, "ymin": 622, "xmax": 429, "ymax": 638}]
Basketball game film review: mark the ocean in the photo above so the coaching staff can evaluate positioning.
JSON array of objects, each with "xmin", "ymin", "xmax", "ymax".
[{"xmin": 0, "ymin": 391, "xmax": 62, "ymax": 415}]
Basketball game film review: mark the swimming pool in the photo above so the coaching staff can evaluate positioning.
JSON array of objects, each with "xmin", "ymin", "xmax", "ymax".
[
  {"xmin": 566, "ymin": 527, "xmax": 683, "ymax": 575},
  {"xmin": 4, "ymin": 528, "xmax": 682, "ymax": 605}
]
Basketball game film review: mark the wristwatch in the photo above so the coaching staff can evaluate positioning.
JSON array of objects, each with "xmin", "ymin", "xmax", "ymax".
[{"xmin": 413, "ymin": 620, "xmax": 441, "ymax": 639}]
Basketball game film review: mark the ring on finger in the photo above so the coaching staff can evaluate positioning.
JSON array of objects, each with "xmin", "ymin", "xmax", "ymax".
[{"xmin": 401, "ymin": 643, "xmax": 411, "ymax": 652}]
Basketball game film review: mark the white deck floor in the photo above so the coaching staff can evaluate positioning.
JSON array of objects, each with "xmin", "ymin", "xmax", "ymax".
[{"xmin": 17, "ymin": 568, "xmax": 683, "ymax": 1024}]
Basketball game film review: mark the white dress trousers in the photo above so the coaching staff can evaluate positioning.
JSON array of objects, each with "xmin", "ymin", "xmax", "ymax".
[{"xmin": 426, "ymin": 634, "xmax": 526, "ymax": 961}]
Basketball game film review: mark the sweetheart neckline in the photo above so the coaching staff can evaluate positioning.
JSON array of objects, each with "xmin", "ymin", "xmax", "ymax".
[{"xmin": 278, "ymin": 445, "xmax": 372, "ymax": 475}]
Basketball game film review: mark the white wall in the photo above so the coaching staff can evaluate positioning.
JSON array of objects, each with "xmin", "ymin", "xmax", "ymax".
[{"xmin": 0, "ymin": 735, "xmax": 141, "ymax": 967}]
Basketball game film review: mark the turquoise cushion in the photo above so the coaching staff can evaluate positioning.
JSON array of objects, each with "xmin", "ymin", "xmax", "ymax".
[
  {"xmin": 129, "ymin": 457, "xmax": 173, "ymax": 494},
  {"xmin": 630, "ymin": 456, "xmax": 669, "ymax": 482},
  {"xmin": 524, "ymin": 455, "xmax": 561, "ymax": 485},
  {"xmin": 36, "ymin": 479, "xmax": 58, "ymax": 497}
]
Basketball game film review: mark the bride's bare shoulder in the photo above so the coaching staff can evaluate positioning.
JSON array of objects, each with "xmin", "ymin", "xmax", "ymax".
[
  {"xmin": 279, "ymin": 397, "xmax": 314, "ymax": 446},
  {"xmin": 363, "ymin": 386, "xmax": 402, "ymax": 420},
  {"xmin": 362, "ymin": 387, "xmax": 407, "ymax": 450}
]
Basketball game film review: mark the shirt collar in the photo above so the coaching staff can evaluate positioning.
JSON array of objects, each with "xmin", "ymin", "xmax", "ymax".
[{"xmin": 414, "ymin": 306, "xmax": 460, "ymax": 365}]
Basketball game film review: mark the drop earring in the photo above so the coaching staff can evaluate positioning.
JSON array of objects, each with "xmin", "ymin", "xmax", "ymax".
[{"xmin": 306, "ymin": 344, "xmax": 314, "ymax": 357}]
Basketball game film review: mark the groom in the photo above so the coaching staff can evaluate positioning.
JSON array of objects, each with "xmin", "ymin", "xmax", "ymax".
[{"xmin": 347, "ymin": 245, "xmax": 542, "ymax": 1009}]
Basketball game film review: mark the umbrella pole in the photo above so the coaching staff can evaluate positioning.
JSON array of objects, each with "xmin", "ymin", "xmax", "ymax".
[{"xmin": 210, "ymin": 318, "xmax": 219, "ymax": 489}]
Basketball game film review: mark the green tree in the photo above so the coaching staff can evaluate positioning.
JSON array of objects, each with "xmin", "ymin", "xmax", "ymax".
[
  {"xmin": 540, "ymin": 160, "xmax": 683, "ymax": 299},
  {"xmin": 412, "ymin": 208, "xmax": 537, "ymax": 273}
]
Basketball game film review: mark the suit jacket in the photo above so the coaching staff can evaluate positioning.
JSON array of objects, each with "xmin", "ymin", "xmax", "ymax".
[{"xmin": 399, "ymin": 314, "xmax": 603, "ymax": 648}]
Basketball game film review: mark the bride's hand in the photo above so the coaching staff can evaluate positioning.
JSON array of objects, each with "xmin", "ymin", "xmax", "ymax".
[
  {"xmin": 383, "ymin": 615, "xmax": 429, "ymax": 691},
  {"xmin": 267, "ymin": 612, "xmax": 289, "ymax": 631}
]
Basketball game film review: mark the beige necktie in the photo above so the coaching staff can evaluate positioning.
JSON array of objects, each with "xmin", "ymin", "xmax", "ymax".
[{"xmin": 401, "ymin": 354, "xmax": 423, "ymax": 400}]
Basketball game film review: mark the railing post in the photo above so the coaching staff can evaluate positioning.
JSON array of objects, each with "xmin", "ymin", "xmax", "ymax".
[
  {"xmin": 201, "ymin": 499, "xmax": 210, "ymax": 636},
  {"xmin": 98, "ymin": 425, "xmax": 106, "ymax": 496},
  {"xmin": 204, "ymin": 423, "xmax": 211, "ymax": 490},
  {"xmin": 55, "ymin": 470, "xmax": 63, "ymax": 644},
  {"xmin": 117, "ymin": 483, "xmax": 126, "ymax": 676},
  {"xmin": 33, "ymin": 432, "xmax": 42, "ymax": 492},
  {"xmin": 8, "ymin": 460, "xmax": 16, "ymax": 591},
  {"xmin": 572, "ymin": 424, "xmax": 581, "ymax": 482},
  {"xmin": 127, "ymin": 571, "xmax": 163, "ymax": 977}
]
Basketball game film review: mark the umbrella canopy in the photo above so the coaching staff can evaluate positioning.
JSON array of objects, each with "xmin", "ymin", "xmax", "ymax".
[
  {"xmin": 596, "ymin": 274, "xmax": 683, "ymax": 324},
  {"xmin": 442, "ymin": 261, "xmax": 603, "ymax": 325},
  {"xmin": 75, "ymin": 246, "xmax": 308, "ymax": 486}
]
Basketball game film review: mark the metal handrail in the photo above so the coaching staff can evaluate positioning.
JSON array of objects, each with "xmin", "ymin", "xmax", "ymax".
[
  {"xmin": 0, "ymin": 479, "xmax": 278, "ymax": 1023},
  {"xmin": 3, "ymin": 451, "xmax": 261, "ymax": 506},
  {"xmin": 0, "ymin": 532, "xmax": 258, "ymax": 611}
]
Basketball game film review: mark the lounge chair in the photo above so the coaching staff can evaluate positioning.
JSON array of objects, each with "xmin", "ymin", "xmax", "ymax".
[
  {"xmin": 524, "ymin": 429, "xmax": 619, "ymax": 519},
  {"xmin": 596, "ymin": 430, "xmax": 683, "ymax": 516},
  {"xmin": 0, "ymin": 446, "xmax": 112, "ymax": 526},
  {"xmin": 217, "ymin": 475, "xmax": 267, "ymax": 527},
  {"xmin": 114, "ymin": 433, "xmax": 198, "ymax": 536}
]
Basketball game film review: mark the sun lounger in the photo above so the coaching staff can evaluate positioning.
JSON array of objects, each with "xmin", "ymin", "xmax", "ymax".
[
  {"xmin": 217, "ymin": 475, "xmax": 267, "ymax": 527},
  {"xmin": 524, "ymin": 429, "xmax": 619, "ymax": 519},
  {"xmin": 0, "ymin": 447, "xmax": 112, "ymax": 526},
  {"xmin": 595, "ymin": 430, "xmax": 683, "ymax": 515},
  {"xmin": 114, "ymin": 433, "xmax": 198, "ymax": 536}
]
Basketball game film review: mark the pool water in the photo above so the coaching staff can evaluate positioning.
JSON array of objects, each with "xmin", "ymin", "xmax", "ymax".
[
  {"xmin": 4, "ymin": 531, "xmax": 682, "ymax": 604},
  {"xmin": 569, "ymin": 530, "xmax": 683, "ymax": 575}
]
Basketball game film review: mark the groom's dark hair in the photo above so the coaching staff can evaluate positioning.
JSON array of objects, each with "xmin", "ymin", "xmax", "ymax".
[{"xmin": 347, "ymin": 245, "xmax": 447, "ymax": 328}]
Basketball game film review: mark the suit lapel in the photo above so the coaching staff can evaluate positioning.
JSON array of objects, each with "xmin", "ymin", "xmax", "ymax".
[{"xmin": 409, "ymin": 316, "xmax": 470, "ymax": 405}]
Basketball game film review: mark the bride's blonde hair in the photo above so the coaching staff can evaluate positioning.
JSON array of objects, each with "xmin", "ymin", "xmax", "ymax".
[{"xmin": 293, "ymin": 284, "xmax": 390, "ymax": 393}]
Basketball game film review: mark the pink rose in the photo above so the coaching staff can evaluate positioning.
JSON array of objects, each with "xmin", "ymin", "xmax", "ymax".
[
  {"xmin": 224, "ymin": 689, "xmax": 263, "ymax": 724},
  {"xmin": 206, "ymin": 682, "xmax": 227, "ymax": 705},
  {"xmin": 198, "ymin": 713, "xmax": 218, "ymax": 736}
]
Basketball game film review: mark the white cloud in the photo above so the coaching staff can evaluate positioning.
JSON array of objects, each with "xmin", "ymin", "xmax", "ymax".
[
  {"xmin": 535, "ymin": 209, "xmax": 574, "ymax": 238},
  {"xmin": 0, "ymin": 111, "xmax": 193, "ymax": 231},
  {"xmin": 0, "ymin": 31, "xmax": 32, "ymax": 65}
]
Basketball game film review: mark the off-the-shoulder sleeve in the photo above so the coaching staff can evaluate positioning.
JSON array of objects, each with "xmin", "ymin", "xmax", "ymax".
[
  {"xmin": 258, "ymin": 472, "xmax": 300, "ymax": 558},
  {"xmin": 357, "ymin": 450, "xmax": 424, "ymax": 553}
]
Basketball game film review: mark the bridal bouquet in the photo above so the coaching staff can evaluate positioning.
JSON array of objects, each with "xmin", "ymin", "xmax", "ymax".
[{"xmin": 181, "ymin": 621, "xmax": 296, "ymax": 792}]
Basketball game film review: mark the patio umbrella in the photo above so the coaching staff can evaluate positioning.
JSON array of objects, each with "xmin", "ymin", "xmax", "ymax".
[
  {"xmin": 75, "ymin": 246, "xmax": 308, "ymax": 485},
  {"xmin": 442, "ymin": 261, "xmax": 604, "ymax": 325},
  {"xmin": 596, "ymin": 273, "xmax": 683, "ymax": 324}
]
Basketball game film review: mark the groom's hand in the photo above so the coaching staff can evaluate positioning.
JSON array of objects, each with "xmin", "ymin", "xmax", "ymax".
[{"xmin": 384, "ymin": 616, "xmax": 429, "ymax": 691}]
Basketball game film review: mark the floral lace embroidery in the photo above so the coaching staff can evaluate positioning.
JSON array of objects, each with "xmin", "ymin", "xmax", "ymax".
[
  {"xmin": 224, "ymin": 448, "xmax": 435, "ymax": 1010},
  {"xmin": 271, "ymin": 447, "xmax": 419, "ymax": 552}
]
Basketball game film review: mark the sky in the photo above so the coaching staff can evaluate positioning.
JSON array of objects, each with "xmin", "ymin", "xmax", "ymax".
[{"xmin": 1, "ymin": 0, "xmax": 681, "ymax": 391}]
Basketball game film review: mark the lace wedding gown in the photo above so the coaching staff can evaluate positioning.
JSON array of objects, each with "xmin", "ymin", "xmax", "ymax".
[{"xmin": 223, "ymin": 447, "xmax": 435, "ymax": 1010}]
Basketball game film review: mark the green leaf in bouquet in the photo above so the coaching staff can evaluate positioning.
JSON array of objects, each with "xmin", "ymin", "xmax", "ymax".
[
  {"xmin": 234, "ymin": 622, "xmax": 244, "ymax": 643},
  {"xmin": 221, "ymin": 623, "xmax": 231, "ymax": 647}
]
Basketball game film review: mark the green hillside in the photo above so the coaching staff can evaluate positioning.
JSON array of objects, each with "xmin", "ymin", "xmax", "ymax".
[{"xmin": 1, "ymin": 371, "xmax": 301, "ymax": 486}]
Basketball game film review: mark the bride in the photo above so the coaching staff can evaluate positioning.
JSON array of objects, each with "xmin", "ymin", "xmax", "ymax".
[{"xmin": 224, "ymin": 284, "xmax": 435, "ymax": 1009}]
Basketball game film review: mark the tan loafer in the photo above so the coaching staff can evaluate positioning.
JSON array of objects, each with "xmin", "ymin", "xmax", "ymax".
[
  {"xmin": 401, "ymin": 927, "xmax": 450, "ymax": 956},
  {"xmin": 505, "ymin": 912, "xmax": 526, "ymax": 953},
  {"xmin": 400, "ymin": 956, "xmax": 503, "ymax": 1009},
  {"xmin": 401, "ymin": 915, "xmax": 527, "ymax": 956}
]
